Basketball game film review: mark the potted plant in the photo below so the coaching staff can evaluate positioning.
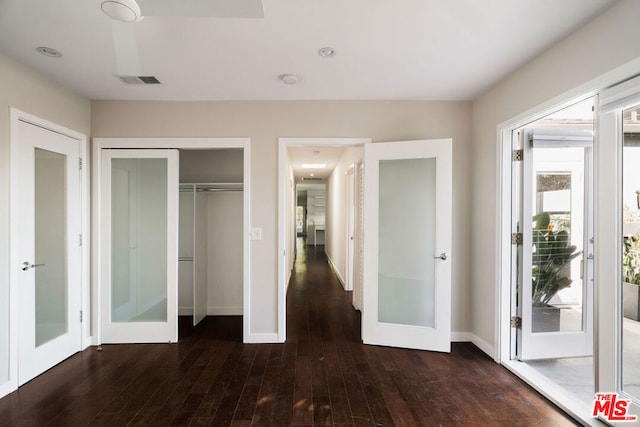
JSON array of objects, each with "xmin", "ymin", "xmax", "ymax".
[
  {"xmin": 531, "ymin": 212, "xmax": 581, "ymax": 332},
  {"xmin": 623, "ymin": 234, "xmax": 640, "ymax": 320}
]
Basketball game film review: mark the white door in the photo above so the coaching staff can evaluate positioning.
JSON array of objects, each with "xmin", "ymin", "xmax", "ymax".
[
  {"xmin": 12, "ymin": 119, "xmax": 82, "ymax": 385},
  {"xmin": 362, "ymin": 139, "xmax": 452, "ymax": 352},
  {"xmin": 100, "ymin": 149, "xmax": 179, "ymax": 343},
  {"xmin": 193, "ymin": 190, "xmax": 208, "ymax": 325},
  {"xmin": 517, "ymin": 129, "xmax": 594, "ymax": 360}
]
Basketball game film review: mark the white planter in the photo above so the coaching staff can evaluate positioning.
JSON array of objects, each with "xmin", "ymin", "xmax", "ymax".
[
  {"xmin": 623, "ymin": 281, "xmax": 640, "ymax": 321},
  {"xmin": 532, "ymin": 305, "xmax": 560, "ymax": 332}
]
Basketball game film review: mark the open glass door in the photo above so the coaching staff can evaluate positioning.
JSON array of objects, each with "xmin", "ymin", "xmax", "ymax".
[
  {"xmin": 100, "ymin": 149, "xmax": 179, "ymax": 343},
  {"xmin": 362, "ymin": 139, "xmax": 452, "ymax": 352},
  {"xmin": 13, "ymin": 119, "xmax": 82, "ymax": 384},
  {"xmin": 516, "ymin": 127, "xmax": 594, "ymax": 360}
]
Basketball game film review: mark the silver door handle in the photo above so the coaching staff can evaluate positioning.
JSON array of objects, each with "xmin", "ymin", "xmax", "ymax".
[
  {"xmin": 434, "ymin": 252, "xmax": 447, "ymax": 261},
  {"xmin": 22, "ymin": 262, "xmax": 45, "ymax": 271}
]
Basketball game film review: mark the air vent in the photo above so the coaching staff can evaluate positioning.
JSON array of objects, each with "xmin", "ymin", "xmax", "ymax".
[
  {"xmin": 116, "ymin": 75, "xmax": 161, "ymax": 85},
  {"xmin": 301, "ymin": 177, "xmax": 323, "ymax": 181}
]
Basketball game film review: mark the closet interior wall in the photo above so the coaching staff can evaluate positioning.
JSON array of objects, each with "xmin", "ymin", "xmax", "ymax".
[{"xmin": 178, "ymin": 149, "xmax": 243, "ymax": 325}]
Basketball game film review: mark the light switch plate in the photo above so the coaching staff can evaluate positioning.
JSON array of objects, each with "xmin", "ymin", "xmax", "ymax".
[{"xmin": 250, "ymin": 227, "xmax": 262, "ymax": 241}]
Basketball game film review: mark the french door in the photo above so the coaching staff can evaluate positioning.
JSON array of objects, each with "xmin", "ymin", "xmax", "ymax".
[
  {"xmin": 12, "ymin": 119, "xmax": 82, "ymax": 384},
  {"xmin": 515, "ymin": 128, "xmax": 594, "ymax": 360},
  {"xmin": 100, "ymin": 149, "xmax": 179, "ymax": 343},
  {"xmin": 362, "ymin": 139, "xmax": 452, "ymax": 352}
]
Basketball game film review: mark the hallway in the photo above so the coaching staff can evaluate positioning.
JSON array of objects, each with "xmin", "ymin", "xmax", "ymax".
[{"xmin": 0, "ymin": 243, "xmax": 577, "ymax": 425}]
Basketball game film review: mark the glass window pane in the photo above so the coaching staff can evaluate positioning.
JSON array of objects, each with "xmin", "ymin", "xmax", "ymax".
[
  {"xmin": 378, "ymin": 158, "xmax": 436, "ymax": 327},
  {"xmin": 35, "ymin": 148, "xmax": 68, "ymax": 346},
  {"xmin": 111, "ymin": 158, "xmax": 168, "ymax": 322},
  {"xmin": 531, "ymin": 148, "xmax": 585, "ymax": 333}
]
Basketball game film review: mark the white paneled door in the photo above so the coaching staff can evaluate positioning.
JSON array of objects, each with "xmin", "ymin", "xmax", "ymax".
[
  {"xmin": 362, "ymin": 139, "xmax": 452, "ymax": 352},
  {"xmin": 12, "ymin": 119, "xmax": 82, "ymax": 385},
  {"xmin": 100, "ymin": 149, "xmax": 179, "ymax": 343}
]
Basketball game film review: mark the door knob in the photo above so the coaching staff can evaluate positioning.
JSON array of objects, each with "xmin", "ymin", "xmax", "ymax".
[
  {"xmin": 434, "ymin": 253, "xmax": 447, "ymax": 261},
  {"xmin": 22, "ymin": 261, "xmax": 45, "ymax": 271}
]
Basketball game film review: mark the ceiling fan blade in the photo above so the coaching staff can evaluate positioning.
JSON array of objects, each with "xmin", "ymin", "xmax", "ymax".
[
  {"xmin": 111, "ymin": 20, "xmax": 142, "ymax": 76},
  {"xmin": 136, "ymin": 0, "xmax": 264, "ymax": 18}
]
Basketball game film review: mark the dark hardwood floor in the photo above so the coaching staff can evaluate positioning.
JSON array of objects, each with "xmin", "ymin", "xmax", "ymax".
[{"xmin": 0, "ymin": 241, "xmax": 578, "ymax": 426}]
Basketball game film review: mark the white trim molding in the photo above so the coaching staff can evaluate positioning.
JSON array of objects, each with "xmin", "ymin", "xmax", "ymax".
[{"xmin": 92, "ymin": 138, "xmax": 251, "ymax": 343}]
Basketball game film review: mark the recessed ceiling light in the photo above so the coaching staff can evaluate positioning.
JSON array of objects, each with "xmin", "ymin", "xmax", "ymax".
[
  {"xmin": 310, "ymin": 173, "xmax": 315, "ymax": 177},
  {"xmin": 280, "ymin": 74, "xmax": 299, "ymax": 85},
  {"xmin": 318, "ymin": 47, "xmax": 336, "ymax": 58},
  {"xmin": 36, "ymin": 46, "xmax": 62, "ymax": 58},
  {"xmin": 301, "ymin": 163, "xmax": 326, "ymax": 169}
]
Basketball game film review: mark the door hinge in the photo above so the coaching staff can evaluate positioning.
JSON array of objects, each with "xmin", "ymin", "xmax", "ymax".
[
  {"xmin": 79, "ymin": 158, "xmax": 83, "ymax": 170},
  {"xmin": 80, "ymin": 310, "xmax": 83, "ymax": 323},
  {"xmin": 511, "ymin": 316, "xmax": 522, "ymax": 329},
  {"xmin": 512, "ymin": 149, "xmax": 524, "ymax": 162},
  {"xmin": 511, "ymin": 233, "xmax": 523, "ymax": 245}
]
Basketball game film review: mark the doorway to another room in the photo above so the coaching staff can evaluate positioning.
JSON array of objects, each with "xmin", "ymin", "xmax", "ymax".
[
  {"xmin": 93, "ymin": 139, "xmax": 251, "ymax": 345},
  {"xmin": 279, "ymin": 137, "xmax": 454, "ymax": 354}
]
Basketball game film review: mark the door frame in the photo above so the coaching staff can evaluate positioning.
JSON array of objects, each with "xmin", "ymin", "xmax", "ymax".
[
  {"xmin": 277, "ymin": 138, "xmax": 371, "ymax": 342},
  {"xmin": 8, "ymin": 108, "xmax": 90, "ymax": 394},
  {"xmin": 92, "ymin": 138, "xmax": 251, "ymax": 344},
  {"xmin": 497, "ymin": 95, "xmax": 599, "ymax": 419},
  {"xmin": 344, "ymin": 164, "xmax": 355, "ymax": 292}
]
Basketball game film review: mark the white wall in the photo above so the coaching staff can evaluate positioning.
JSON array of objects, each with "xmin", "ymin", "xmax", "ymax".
[
  {"xmin": 92, "ymin": 100, "xmax": 473, "ymax": 340},
  {"xmin": 326, "ymin": 146, "xmax": 363, "ymax": 286},
  {"xmin": 471, "ymin": 0, "xmax": 640, "ymax": 354},
  {"xmin": 207, "ymin": 192, "xmax": 243, "ymax": 315},
  {"xmin": 0, "ymin": 51, "xmax": 90, "ymax": 393}
]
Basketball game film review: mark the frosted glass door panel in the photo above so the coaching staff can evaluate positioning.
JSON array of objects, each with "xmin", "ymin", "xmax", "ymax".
[
  {"xmin": 362, "ymin": 139, "xmax": 452, "ymax": 352},
  {"xmin": 34, "ymin": 149, "xmax": 68, "ymax": 346},
  {"xmin": 378, "ymin": 158, "xmax": 436, "ymax": 327},
  {"xmin": 111, "ymin": 158, "xmax": 168, "ymax": 323}
]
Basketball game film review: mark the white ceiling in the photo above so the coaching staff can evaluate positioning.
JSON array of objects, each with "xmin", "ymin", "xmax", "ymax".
[
  {"xmin": 288, "ymin": 146, "xmax": 346, "ymax": 181},
  {"xmin": 0, "ymin": 0, "xmax": 616, "ymax": 101}
]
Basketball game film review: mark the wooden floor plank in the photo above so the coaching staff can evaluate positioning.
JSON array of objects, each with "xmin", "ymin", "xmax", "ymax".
[{"xmin": 0, "ymin": 241, "xmax": 579, "ymax": 426}]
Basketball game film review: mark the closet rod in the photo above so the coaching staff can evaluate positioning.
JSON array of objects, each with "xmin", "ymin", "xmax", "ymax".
[
  {"xmin": 196, "ymin": 188, "xmax": 243, "ymax": 192},
  {"xmin": 179, "ymin": 182, "xmax": 243, "ymax": 191}
]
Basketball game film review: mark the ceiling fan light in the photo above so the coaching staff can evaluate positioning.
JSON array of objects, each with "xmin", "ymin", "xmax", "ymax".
[{"xmin": 101, "ymin": 0, "xmax": 142, "ymax": 23}]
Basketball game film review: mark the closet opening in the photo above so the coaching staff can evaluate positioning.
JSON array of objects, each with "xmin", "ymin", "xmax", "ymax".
[{"xmin": 178, "ymin": 149, "xmax": 244, "ymax": 329}]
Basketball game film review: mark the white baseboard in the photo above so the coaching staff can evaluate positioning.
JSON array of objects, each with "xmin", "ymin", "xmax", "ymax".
[
  {"xmin": 326, "ymin": 254, "xmax": 345, "ymax": 288},
  {"xmin": 244, "ymin": 332, "xmax": 281, "ymax": 343},
  {"xmin": 82, "ymin": 336, "xmax": 93, "ymax": 351},
  {"xmin": 178, "ymin": 307, "xmax": 194, "ymax": 316},
  {"xmin": 471, "ymin": 334, "xmax": 495, "ymax": 358},
  {"xmin": 450, "ymin": 332, "xmax": 496, "ymax": 359},
  {"xmin": 451, "ymin": 332, "xmax": 474, "ymax": 342},
  {"xmin": 180, "ymin": 307, "xmax": 243, "ymax": 316},
  {"xmin": 207, "ymin": 306, "xmax": 243, "ymax": 316},
  {"xmin": 0, "ymin": 380, "xmax": 15, "ymax": 400}
]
